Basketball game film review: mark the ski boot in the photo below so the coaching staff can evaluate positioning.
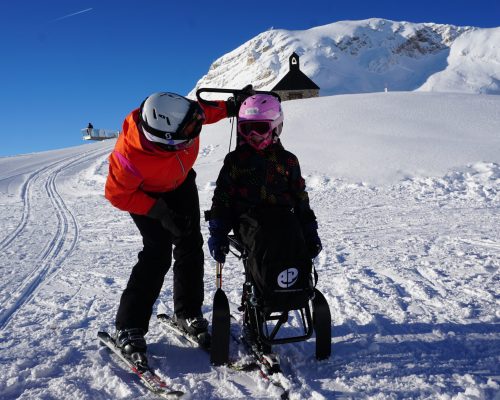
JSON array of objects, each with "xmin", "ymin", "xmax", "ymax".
[
  {"xmin": 173, "ymin": 314, "xmax": 211, "ymax": 348},
  {"xmin": 115, "ymin": 328, "xmax": 148, "ymax": 370}
]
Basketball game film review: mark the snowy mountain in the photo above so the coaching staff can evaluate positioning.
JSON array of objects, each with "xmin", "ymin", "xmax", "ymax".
[
  {"xmin": 189, "ymin": 18, "xmax": 500, "ymax": 96},
  {"xmin": 1, "ymin": 92, "xmax": 499, "ymax": 399}
]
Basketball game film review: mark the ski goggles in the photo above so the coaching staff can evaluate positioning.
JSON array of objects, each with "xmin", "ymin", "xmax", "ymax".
[
  {"xmin": 158, "ymin": 103, "xmax": 205, "ymax": 150},
  {"xmin": 140, "ymin": 101, "xmax": 206, "ymax": 142},
  {"xmin": 170, "ymin": 101, "xmax": 206, "ymax": 141},
  {"xmin": 238, "ymin": 121, "xmax": 274, "ymax": 137}
]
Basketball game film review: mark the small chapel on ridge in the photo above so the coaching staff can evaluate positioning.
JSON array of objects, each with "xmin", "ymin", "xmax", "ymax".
[{"xmin": 271, "ymin": 53, "xmax": 320, "ymax": 101}]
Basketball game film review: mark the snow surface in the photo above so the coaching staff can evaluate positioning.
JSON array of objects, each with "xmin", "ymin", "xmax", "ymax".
[{"xmin": 0, "ymin": 92, "xmax": 499, "ymax": 399}]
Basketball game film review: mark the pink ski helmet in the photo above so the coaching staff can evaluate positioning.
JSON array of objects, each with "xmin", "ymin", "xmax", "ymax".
[{"xmin": 237, "ymin": 94, "xmax": 284, "ymax": 150}]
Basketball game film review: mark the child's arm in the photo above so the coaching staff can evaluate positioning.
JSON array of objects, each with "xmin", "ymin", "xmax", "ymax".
[
  {"xmin": 288, "ymin": 154, "xmax": 323, "ymax": 258},
  {"xmin": 288, "ymin": 154, "xmax": 316, "ymax": 224}
]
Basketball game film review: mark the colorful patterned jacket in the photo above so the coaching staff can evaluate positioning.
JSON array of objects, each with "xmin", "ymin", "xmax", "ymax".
[{"xmin": 210, "ymin": 141, "xmax": 317, "ymax": 226}]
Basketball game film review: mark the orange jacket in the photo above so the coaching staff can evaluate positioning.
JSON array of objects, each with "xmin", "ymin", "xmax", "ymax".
[{"xmin": 105, "ymin": 100, "xmax": 228, "ymax": 215}]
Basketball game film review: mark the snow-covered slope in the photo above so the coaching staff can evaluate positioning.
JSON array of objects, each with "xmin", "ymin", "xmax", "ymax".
[
  {"xmin": 418, "ymin": 28, "xmax": 500, "ymax": 94},
  {"xmin": 188, "ymin": 18, "xmax": 500, "ymax": 97},
  {"xmin": 0, "ymin": 92, "xmax": 499, "ymax": 399}
]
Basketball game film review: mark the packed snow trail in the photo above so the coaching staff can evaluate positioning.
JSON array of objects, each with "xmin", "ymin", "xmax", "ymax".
[
  {"xmin": 0, "ymin": 93, "xmax": 499, "ymax": 399},
  {"xmin": 0, "ymin": 146, "xmax": 112, "ymax": 330}
]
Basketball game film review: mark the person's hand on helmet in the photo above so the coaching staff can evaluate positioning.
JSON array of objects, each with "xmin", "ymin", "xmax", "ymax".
[
  {"xmin": 226, "ymin": 84, "xmax": 255, "ymax": 117},
  {"xmin": 208, "ymin": 218, "xmax": 232, "ymax": 263},
  {"xmin": 303, "ymin": 221, "xmax": 323, "ymax": 259},
  {"xmin": 148, "ymin": 198, "xmax": 192, "ymax": 237}
]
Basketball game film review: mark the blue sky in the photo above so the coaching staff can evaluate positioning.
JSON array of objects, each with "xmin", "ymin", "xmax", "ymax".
[{"xmin": 0, "ymin": 0, "xmax": 498, "ymax": 156}]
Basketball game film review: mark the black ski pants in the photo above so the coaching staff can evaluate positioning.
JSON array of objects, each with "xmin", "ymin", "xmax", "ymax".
[{"xmin": 115, "ymin": 169, "xmax": 205, "ymax": 332}]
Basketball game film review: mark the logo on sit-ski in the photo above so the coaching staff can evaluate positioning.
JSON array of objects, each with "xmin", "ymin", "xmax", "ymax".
[{"xmin": 277, "ymin": 268, "xmax": 299, "ymax": 288}]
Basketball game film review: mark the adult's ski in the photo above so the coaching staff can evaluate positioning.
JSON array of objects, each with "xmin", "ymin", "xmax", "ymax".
[
  {"xmin": 97, "ymin": 331, "xmax": 184, "ymax": 399},
  {"xmin": 157, "ymin": 313, "xmax": 257, "ymax": 371}
]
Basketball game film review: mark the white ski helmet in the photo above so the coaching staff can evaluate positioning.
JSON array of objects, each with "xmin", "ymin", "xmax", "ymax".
[{"xmin": 139, "ymin": 92, "xmax": 205, "ymax": 150}]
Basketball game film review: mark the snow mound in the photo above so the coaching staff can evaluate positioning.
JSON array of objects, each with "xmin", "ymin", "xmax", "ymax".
[{"xmin": 401, "ymin": 162, "xmax": 500, "ymax": 204}]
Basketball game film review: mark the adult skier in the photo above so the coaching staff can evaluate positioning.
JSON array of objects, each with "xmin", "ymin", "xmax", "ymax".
[{"xmin": 104, "ymin": 89, "xmax": 251, "ymax": 363}]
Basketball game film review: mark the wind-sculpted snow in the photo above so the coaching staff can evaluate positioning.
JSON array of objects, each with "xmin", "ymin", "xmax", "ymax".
[{"xmin": 0, "ymin": 93, "xmax": 499, "ymax": 399}]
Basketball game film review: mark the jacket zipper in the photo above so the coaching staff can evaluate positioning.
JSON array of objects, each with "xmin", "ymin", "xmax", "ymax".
[{"xmin": 174, "ymin": 153, "xmax": 186, "ymax": 188}]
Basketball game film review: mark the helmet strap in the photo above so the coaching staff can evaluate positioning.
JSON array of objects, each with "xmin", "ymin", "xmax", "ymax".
[{"xmin": 229, "ymin": 116, "xmax": 236, "ymax": 151}]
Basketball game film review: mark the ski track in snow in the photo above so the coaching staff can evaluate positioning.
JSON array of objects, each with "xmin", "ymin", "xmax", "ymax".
[
  {"xmin": 1, "ymin": 93, "xmax": 499, "ymax": 399},
  {"xmin": 0, "ymin": 146, "xmax": 112, "ymax": 330}
]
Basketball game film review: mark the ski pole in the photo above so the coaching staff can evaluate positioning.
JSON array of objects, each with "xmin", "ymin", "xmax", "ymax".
[{"xmin": 216, "ymin": 262, "xmax": 223, "ymax": 289}]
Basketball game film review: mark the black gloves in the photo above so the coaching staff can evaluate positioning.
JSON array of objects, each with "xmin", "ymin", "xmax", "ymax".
[
  {"xmin": 303, "ymin": 221, "xmax": 323, "ymax": 259},
  {"xmin": 147, "ymin": 198, "xmax": 191, "ymax": 237},
  {"xmin": 226, "ymin": 84, "xmax": 255, "ymax": 117}
]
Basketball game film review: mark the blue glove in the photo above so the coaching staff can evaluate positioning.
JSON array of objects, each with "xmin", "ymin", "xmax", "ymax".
[
  {"xmin": 208, "ymin": 219, "xmax": 231, "ymax": 263},
  {"xmin": 303, "ymin": 221, "xmax": 323, "ymax": 259}
]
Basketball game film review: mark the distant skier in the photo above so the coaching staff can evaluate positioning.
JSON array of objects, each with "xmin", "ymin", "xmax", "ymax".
[
  {"xmin": 86, "ymin": 122, "xmax": 93, "ymax": 137},
  {"xmin": 104, "ymin": 88, "xmax": 253, "ymax": 362},
  {"xmin": 207, "ymin": 94, "xmax": 322, "ymax": 306}
]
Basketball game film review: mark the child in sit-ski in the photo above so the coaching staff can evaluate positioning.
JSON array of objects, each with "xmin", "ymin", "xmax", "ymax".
[{"xmin": 207, "ymin": 94, "xmax": 322, "ymax": 305}]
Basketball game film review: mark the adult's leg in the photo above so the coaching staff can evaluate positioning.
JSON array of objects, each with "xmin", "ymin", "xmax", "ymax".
[
  {"xmin": 115, "ymin": 214, "xmax": 172, "ymax": 332},
  {"xmin": 161, "ymin": 170, "xmax": 204, "ymax": 318}
]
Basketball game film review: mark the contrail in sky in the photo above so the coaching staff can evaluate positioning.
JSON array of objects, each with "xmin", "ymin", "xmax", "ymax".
[{"xmin": 51, "ymin": 8, "xmax": 93, "ymax": 22}]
